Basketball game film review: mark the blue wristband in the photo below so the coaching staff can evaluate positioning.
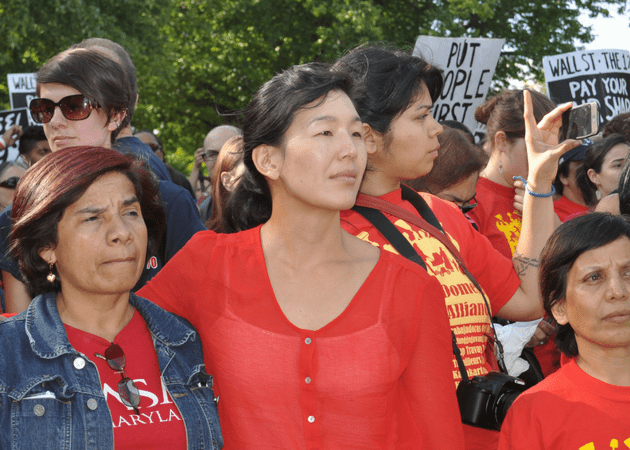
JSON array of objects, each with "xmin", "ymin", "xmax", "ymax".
[{"xmin": 513, "ymin": 176, "xmax": 556, "ymax": 198}]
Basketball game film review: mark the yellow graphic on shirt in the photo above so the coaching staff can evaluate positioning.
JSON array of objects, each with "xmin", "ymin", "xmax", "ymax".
[
  {"xmin": 579, "ymin": 437, "xmax": 630, "ymax": 449},
  {"xmin": 355, "ymin": 217, "xmax": 494, "ymax": 385},
  {"xmin": 494, "ymin": 212, "xmax": 522, "ymax": 256}
]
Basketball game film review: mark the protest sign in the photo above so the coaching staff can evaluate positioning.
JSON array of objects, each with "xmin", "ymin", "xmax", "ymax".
[
  {"xmin": 543, "ymin": 49, "xmax": 630, "ymax": 127},
  {"xmin": 413, "ymin": 36, "xmax": 505, "ymax": 139},
  {"xmin": 7, "ymin": 73, "xmax": 37, "ymax": 125},
  {"xmin": 0, "ymin": 108, "xmax": 30, "ymax": 162}
]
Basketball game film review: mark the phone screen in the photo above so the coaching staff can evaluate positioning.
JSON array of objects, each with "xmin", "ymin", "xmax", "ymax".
[{"xmin": 561, "ymin": 103, "xmax": 599, "ymax": 140}]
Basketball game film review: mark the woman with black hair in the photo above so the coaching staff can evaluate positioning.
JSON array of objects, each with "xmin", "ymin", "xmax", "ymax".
[
  {"xmin": 139, "ymin": 62, "xmax": 464, "ymax": 449},
  {"xmin": 406, "ymin": 126, "xmax": 488, "ymax": 216},
  {"xmin": 333, "ymin": 44, "xmax": 579, "ymax": 449},
  {"xmin": 499, "ymin": 213, "xmax": 630, "ymax": 449},
  {"xmin": 576, "ymin": 134, "xmax": 630, "ymax": 205}
]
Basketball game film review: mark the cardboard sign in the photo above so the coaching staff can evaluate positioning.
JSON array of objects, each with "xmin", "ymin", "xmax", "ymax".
[
  {"xmin": 7, "ymin": 73, "xmax": 37, "ymax": 124},
  {"xmin": 0, "ymin": 108, "xmax": 30, "ymax": 162},
  {"xmin": 413, "ymin": 36, "xmax": 505, "ymax": 138},
  {"xmin": 543, "ymin": 49, "xmax": 630, "ymax": 127}
]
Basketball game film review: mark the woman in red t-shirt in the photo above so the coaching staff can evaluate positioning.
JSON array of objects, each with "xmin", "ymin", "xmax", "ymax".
[
  {"xmin": 499, "ymin": 213, "xmax": 630, "ymax": 449},
  {"xmin": 139, "ymin": 62, "xmax": 464, "ymax": 449},
  {"xmin": 331, "ymin": 44, "xmax": 580, "ymax": 450}
]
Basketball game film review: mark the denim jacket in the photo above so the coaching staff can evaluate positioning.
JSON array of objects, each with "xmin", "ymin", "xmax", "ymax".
[{"xmin": 0, "ymin": 292, "xmax": 223, "ymax": 450}]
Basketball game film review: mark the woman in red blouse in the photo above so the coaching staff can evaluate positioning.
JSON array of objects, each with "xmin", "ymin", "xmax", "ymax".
[{"xmin": 139, "ymin": 63, "xmax": 464, "ymax": 449}]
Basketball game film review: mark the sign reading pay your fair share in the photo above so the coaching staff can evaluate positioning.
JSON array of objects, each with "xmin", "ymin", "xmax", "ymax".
[
  {"xmin": 544, "ymin": 49, "xmax": 630, "ymax": 127},
  {"xmin": 413, "ymin": 36, "xmax": 505, "ymax": 140}
]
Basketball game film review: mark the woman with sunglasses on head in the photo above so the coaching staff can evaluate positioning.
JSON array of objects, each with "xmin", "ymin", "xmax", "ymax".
[
  {"xmin": 138, "ymin": 62, "xmax": 464, "ymax": 449},
  {"xmin": 405, "ymin": 126, "xmax": 488, "ymax": 224},
  {"xmin": 0, "ymin": 146, "xmax": 222, "ymax": 450},
  {"xmin": 333, "ymin": 44, "xmax": 579, "ymax": 449},
  {"xmin": 0, "ymin": 161, "xmax": 26, "ymax": 212},
  {"xmin": 1, "ymin": 46, "xmax": 205, "ymax": 314}
]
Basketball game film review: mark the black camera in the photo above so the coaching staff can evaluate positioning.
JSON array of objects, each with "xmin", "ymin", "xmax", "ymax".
[{"xmin": 456, "ymin": 372, "xmax": 527, "ymax": 430}]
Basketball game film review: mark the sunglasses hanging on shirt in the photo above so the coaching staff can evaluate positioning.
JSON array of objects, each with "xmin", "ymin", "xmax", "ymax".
[{"xmin": 95, "ymin": 343, "xmax": 141, "ymax": 415}]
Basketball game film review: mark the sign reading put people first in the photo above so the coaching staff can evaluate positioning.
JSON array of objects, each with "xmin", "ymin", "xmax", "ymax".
[
  {"xmin": 413, "ymin": 36, "xmax": 505, "ymax": 139},
  {"xmin": 543, "ymin": 49, "xmax": 630, "ymax": 128}
]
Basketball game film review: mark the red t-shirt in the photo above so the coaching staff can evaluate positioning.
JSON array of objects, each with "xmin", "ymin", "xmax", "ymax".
[
  {"xmin": 65, "ymin": 311, "xmax": 187, "ymax": 450},
  {"xmin": 340, "ymin": 189, "xmax": 521, "ymax": 450},
  {"xmin": 467, "ymin": 177, "xmax": 520, "ymax": 259},
  {"xmin": 553, "ymin": 195, "xmax": 589, "ymax": 222},
  {"xmin": 139, "ymin": 226, "xmax": 464, "ymax": 450},
  {"xmin": 499, "ymin": 357, "xmax": 630, "ymax": 449},
  {"xmin": 341, "ymin": 189, "xmax": 519, "ymax": 384}
]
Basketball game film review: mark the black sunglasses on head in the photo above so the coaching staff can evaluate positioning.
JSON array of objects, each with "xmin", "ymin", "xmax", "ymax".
[
  {"xmin": 460, "ymin": 196, "xmax": 478, "ymax": 214},
  {"xmin": 148, "ymin": 143, "xmax": 163, "ymax": 153},
  {"xmin": 95, "ymin": 343, "xmax": 141, "ymax": 414},
  {"xmin": 203, "ymin": 149, "xmax": 220, "ymax": 161},
  {"xmin": 29, "ymin": 94, "xmax": 98, "ymax": 124},
  {"xmin": 0, "ymin": 177, "xmax": 20, "ymax": 189}
]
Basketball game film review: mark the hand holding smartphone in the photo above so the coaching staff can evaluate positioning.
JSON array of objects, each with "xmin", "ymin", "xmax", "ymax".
[{"xmin": 560, "ymin": 102, "xmax": 599, "ymax": 141}]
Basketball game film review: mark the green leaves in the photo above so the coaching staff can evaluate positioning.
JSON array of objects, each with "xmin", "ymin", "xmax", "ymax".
[{"xmin": 1, "ymin": 0, "xmax": 627, "ymax": 173}]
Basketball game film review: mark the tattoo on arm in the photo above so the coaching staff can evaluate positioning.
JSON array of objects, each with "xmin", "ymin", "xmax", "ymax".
[{"xmin": 513, "ymin": 252, "xmax": 539, "ymax": 277}]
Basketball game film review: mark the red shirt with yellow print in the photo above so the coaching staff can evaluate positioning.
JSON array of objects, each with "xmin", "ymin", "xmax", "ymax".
[
  {"xmin": 341, "ymin": 190, "xmax": 521, "ymax": 450},
  {"xmin": 467, "ymin": 177, "xmax": 521, "ymax": 260},
  {"xmin": 341, "ymin": 189, "xmax": 520, "ymax": 384}
]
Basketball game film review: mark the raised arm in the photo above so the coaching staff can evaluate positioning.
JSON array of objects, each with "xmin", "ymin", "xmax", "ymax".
[
  {"xmin": 498, "ymin": 91, "xmax": 580, "ymax": 320},
  {"xmin": 188, "ymin": 147, "xmax": 205, "ymax": 198}
]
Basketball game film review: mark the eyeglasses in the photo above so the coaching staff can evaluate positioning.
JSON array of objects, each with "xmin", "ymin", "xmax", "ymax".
[
  {"xmin": 95, "ymin": 343, "xmax": 141, "ymax": 414},
  {"xmin": 147, "ymin": 143, "xmax": 163, "ymax": 153},
  {"xmin": 0, "ymin": 177, "xmax": 20, "ymax": 189},
  {"xmin": 460, "ymin": 196, "xmax": 478, "ymax": 214},
  {"xmin": 203, "ymin": 149, "xmax": 220, "ymax": 161},
  {"xmin": 29, "ymin": 94, "xmax": 98, "ymax": 124}
]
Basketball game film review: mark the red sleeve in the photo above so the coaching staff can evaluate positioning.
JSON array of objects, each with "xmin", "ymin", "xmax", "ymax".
[
  {"xmin": 498, "ymin": 394, "xmax": 544, "ymax": 450},
  {"xmin": 401, "ymin": 273, "xmax": 465, "ymax": 450},
  {"xmin": 137, "ymin": 230, "xmax": 218, "ymax": 325},
  {"xmin": 423, "ymin": 195, "xmax": 520, "ymax": 315}
]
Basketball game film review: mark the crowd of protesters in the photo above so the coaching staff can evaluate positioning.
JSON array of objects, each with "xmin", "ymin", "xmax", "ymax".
[{"xmin": 0, "ymin": 37, "xmax": 629, "ymax": 450}]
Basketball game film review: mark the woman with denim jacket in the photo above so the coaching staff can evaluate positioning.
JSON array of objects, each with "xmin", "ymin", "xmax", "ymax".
[{"xmin": 0, "ymin": 146, "xmax": 222, "ymax": 449}]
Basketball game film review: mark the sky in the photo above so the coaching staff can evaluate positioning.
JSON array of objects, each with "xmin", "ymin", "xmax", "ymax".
[{"xmin": 580, "ymin": 6, "xmax": 630, "ymax": 51}]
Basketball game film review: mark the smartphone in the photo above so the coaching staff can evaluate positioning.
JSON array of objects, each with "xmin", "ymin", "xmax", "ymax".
[{"xmin": 560, "ymin": 102, "xmax": 599, "ymax": 141}]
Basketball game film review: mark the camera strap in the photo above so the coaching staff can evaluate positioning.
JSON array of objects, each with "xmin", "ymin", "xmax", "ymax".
[{"xmin": 353, "ymin": 185, "xmax": 508, "ymax": 377}]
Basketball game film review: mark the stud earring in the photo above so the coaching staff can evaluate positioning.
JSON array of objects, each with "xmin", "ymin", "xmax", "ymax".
[
  {"xmin": 47, "ymin": 263, "xmax": 56, "ymax": 283},
  {"xmin": 114, "ymin": 120, "xmax": 121, "ymax": 128}
]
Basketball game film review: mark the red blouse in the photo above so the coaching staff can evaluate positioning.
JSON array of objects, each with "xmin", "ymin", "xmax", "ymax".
[{"xmin": 139, "ymin": 226, "xmax": 464, "ymax": 450}]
